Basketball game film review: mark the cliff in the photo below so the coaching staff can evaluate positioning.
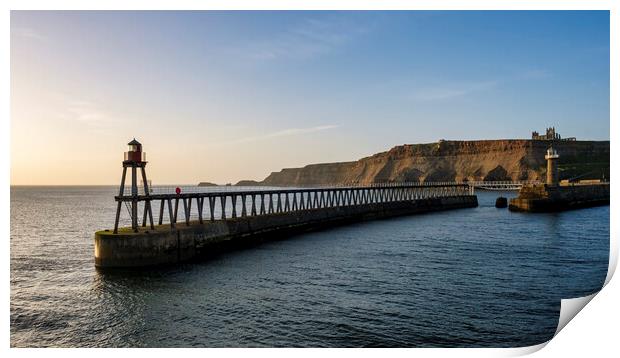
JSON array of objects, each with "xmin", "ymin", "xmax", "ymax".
[
  {"xmin": 235, "ymin": 180, "xmax": 262, "ymax": 186},
  {"xmin": 259, "ymin": 140, "xmax": 609, "ymax": 186}
]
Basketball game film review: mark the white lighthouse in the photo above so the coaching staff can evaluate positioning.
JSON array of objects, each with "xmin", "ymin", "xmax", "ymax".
[{"xmin": 545, "ymin": 146, "xmax": 560, "ymax": 185}]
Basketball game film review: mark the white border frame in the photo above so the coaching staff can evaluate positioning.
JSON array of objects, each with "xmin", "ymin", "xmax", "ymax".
[{"xmin": 3, "ymin": 1, "xmax": 616, "ymax": 357}]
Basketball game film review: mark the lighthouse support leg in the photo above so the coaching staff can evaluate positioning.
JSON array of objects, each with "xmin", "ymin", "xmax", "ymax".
[
  {"xmin": 131, "ymin": 166, "xmax": 138, "ymax": 232},
  {"xmin": 113, "ymin": 166, "xmax": 127, "ymax": 234},
  {"xmin": 113, "ymin": 201, "xmax": 122, "ymax": 234}
]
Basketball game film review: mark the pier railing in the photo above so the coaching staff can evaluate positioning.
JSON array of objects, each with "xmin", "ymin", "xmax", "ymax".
[
  {"xmin": 123, "ymin": 180, "xmax": 547, "ymax": 196},
  {"xmin": 123, "ymin": 181, "xmax": 469, "ymax": 196},
  {"xmin": 466, "ymin": 180, "xmax": 541, "ymax": 190},
  {"xmin": 114, "ymin": 183, "xmax": 473, "ymax": 232}
]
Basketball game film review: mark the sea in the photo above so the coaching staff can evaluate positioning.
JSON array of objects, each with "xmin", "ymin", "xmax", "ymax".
[{"xmin": 10, "ymin": 186, "xmax": 609, "ymax": 347}]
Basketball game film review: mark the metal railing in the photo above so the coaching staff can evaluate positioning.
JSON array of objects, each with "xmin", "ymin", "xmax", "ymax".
[
  {"xmin": 124, "ymin": 180, "xmax": 547, "ymax": 196},
  {"xmin": 466, "ymin": 180, "xmax": 541, "ymax": 191},
  {"xmin": 114, "ymin": 182, "xmax": 474, "ymax": 231},
  {"xmin": 123, "ymin": 181, "xmax": 471, "ymax": 196}
]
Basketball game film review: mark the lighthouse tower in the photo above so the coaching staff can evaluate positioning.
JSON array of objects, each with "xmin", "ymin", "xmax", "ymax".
[
  {"xmin": 545, "ymin": 146, "xmax": 560, "ymax": 186},
  {"xmin": 113, "ymin": 138, "xmax": 154, "ymax": 233}
]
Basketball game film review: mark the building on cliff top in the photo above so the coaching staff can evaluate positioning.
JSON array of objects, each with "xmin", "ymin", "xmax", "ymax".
[{"xmin": 531, "ymin": 127, "xmax": 576, "ymax": 141}]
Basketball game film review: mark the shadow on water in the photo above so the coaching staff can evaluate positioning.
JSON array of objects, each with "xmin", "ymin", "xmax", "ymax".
[{"xmin": 91, "ymin": 263, "xmax": 200, "ymax": 296}]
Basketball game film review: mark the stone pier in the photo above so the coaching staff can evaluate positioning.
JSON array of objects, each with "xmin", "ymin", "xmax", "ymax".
[
  {"xmin": 95, "ymin": 195, "xmax": 478, "ymax": 268},
  {"xmin": 508, "ymin": 183, "xmax": 609, "ymax": 212}
]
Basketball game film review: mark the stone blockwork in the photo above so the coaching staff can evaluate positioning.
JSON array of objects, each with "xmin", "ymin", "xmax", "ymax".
[
  {"xmin": 508, "ymin": 184, "xmax": 609, "ymax": 212},
  {"xmin": 95, "ymin": 195, "xmax": 478, "ymax": 268}
]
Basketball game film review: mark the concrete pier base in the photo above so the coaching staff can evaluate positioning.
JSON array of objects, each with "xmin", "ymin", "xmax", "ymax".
[
  {"xmin": 95, "ymin": 195, "xmax": 478, "ymax": 268},
  {"xmin": 509, "ymin": 184, "xmax": 609, "ymax": 212}
]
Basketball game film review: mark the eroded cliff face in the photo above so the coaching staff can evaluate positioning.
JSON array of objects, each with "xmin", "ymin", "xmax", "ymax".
[{"xmin": 260, "ymin": 140, "xmax": 609, "ymax": 186}]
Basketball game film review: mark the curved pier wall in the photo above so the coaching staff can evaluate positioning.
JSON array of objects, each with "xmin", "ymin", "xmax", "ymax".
[{"xmin": 95, "ymin": 195, "xmax": 478, "ymax": 268}]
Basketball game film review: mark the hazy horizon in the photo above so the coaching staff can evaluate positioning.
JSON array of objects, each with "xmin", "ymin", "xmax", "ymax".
[{"xmin": 11, "ymin": 11, "xmax": 610, "ymax": 185}]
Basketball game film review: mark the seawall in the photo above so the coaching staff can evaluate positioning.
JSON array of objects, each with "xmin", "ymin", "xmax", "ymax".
[
  {"xmin": 508, "ymin": 184, "xmax": 609, "ymax": 212},
  {"xmin": 95, "ymin": 195, "xmax": 478, "ymax": 268}
]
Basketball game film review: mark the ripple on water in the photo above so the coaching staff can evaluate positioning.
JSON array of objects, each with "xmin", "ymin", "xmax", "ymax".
[{"xmin": 10, "ymin": 188, "xmax": 609, "ymax": 347}]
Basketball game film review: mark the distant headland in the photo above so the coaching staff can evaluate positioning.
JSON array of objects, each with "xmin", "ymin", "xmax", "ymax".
[{"xmin": 207, "ymin": 136, "xmax": 608, "ymax": 187}]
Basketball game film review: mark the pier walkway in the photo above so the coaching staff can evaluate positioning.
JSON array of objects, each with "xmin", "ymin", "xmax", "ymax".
[
  {"xmin": 466, "ymin": 180, "xmax": 540, "ymax": 191},
  {"xmin": 114, "ymin": 180, "xmax": 532, "ymax": 233},
  {"xmin": 114, "ymin": 182, "xmax": 475, "ymax": 233}
]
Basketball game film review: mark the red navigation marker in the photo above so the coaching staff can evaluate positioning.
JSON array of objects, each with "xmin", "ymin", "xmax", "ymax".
[{"xmin": 175, "ymin": 187, "xmax": 181, "ymax": 195}]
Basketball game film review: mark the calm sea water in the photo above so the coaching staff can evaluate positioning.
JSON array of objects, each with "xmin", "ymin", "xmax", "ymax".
[{"xmin": 10, "ymin": 186, "xmax": 609, "ymax": 347}]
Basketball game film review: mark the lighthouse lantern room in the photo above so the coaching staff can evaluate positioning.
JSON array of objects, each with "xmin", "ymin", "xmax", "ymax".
[{"xmin": 124, "ymin": 138, "xmax": 145, "ymax": 163}]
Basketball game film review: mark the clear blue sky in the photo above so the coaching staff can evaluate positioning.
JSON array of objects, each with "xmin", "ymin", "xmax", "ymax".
[{"xmin": 11, "ymin": 11, "xmax": 610, "ymax": 184}]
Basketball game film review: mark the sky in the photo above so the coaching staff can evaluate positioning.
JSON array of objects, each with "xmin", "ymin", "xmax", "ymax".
[{"xmin": 10, "ymin": 11, "xmax": 610, "ymax": 185}]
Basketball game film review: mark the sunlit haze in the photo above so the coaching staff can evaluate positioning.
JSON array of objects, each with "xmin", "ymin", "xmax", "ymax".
[{"xmin": 11, "ymin": 11, "xmax": 610, "ymax": 185}]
